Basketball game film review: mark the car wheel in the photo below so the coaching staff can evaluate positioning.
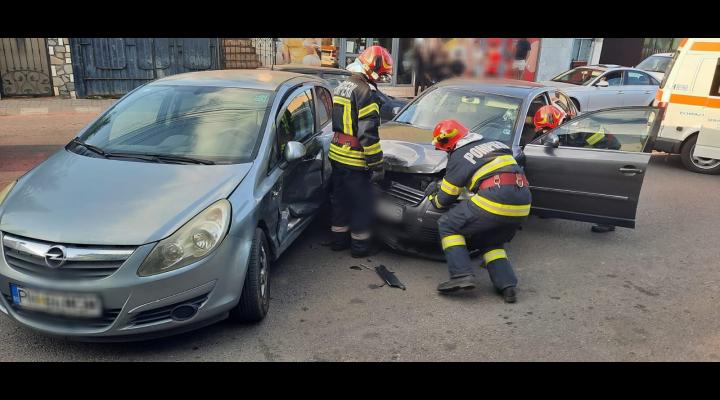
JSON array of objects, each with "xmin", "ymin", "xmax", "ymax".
[
  {"xmin": 680, "ymin": 134, "xmax": 720, "ymax": 175},
  {"xmin": 229, "ymin": 228, "xmax": 270, "ymax": 322},
  {"xmin": 570, "ymin": 98, "xmax": 581, "ymax": 112}
]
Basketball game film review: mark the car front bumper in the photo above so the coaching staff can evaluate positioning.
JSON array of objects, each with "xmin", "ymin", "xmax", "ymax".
[{"xmin": 0, "ymin": 229, "xmax": 253, "ymax": 341}]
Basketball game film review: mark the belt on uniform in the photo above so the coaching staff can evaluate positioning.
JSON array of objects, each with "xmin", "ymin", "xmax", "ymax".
[
  {"xmin": 332, "ymin": 132, "xmax": 361, "ymax": 148},
  {"xmin": 479, "ymin": 172, "xmax": 529, "ymax": 190}
]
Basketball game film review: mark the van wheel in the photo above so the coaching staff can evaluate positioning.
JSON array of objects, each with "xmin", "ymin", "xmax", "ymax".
[
  {"xmin": 680, "ymin": 135, "xmax": 720, "ymax": 174},
  {"xmin": 229, "ymin": 228, "xmax": 270, "ymax": 322}
]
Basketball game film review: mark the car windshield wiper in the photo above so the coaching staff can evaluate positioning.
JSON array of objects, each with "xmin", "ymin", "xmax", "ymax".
[
  {"xmin": 105, "ymin": 151, "xmax": 215, "ymax": 165},
  {"xmin": 70, "ymin": 138, "xmax": 107, "ymax": 158}
]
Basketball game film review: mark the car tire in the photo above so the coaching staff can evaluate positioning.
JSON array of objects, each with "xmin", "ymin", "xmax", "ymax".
[
  {"xmin": 680, "ymin": 134, "xmax": 720, "ymax": 175},
  {"xmin": 570, "ymin": 98, "xmax": 581, "ymax": 112},
  {"xmin": 229, "ymin": 228, "xmax": 270, "ymax": 322}
]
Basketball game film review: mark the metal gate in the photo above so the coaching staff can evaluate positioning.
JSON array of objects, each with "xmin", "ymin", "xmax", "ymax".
[
  {"xmin": 71, "ymin": 38, "xmax": 220, "ymax": 98},
  {"xmin": 0, "ymin": 38, "xmax": 53, "ymax": 97}
]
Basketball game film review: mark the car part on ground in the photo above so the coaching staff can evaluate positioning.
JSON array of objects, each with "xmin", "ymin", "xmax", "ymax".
[{"xmin": 375, "ymin": 265, "xmax": 406, "ymax": 290}]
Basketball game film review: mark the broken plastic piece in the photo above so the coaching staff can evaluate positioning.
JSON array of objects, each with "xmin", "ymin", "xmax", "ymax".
[{"xmin": 375, "ymin": 265, "xmax": 406, "ymax": 290}]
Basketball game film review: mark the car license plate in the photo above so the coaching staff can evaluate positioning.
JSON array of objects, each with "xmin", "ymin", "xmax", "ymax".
[
  {"xmin": 10, "ymin": 284, "xmax": 102, "ymax": 318},
  {"xmin": 377, "ymin": 200, "xmax": 403, "ymax": 223}
]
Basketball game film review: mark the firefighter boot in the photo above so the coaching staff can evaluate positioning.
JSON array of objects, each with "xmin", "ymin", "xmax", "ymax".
[
  {"xmin": 501, "ymin": 287, "xmax": 517, "ymax": 303},
  {"xmin": 351, "ymin": 238, "xmax": 372, "ymax": 258},
  {"xmin": 437, "ymin": 275, "xmax": 478, "ymax": 293},
  {"xmin": 331, "ymin": 231, "xmax": 351, "ymax": 251}
]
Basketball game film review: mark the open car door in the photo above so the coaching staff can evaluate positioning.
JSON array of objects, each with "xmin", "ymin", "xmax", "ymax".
[{"xmin": 523, "ymin": 106, "xmax": 658, "ymax": 228}]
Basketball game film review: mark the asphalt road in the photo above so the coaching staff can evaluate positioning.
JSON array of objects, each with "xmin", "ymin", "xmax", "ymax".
[{"xmin": 1, "ymin": 113, "xmax": 719, "ymax": 361}]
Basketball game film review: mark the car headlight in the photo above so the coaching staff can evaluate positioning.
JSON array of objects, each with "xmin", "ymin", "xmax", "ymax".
[
  {"xmin": 137, "ymin": 199, "xmax": 231, "ymax": 277},
  {"xmin": 0, "ymin": 181, "xmax": 17, "ymax": 207}
]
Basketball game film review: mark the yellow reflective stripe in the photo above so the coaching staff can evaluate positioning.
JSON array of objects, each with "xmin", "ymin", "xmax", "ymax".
[
  {"xmin": 330, "ymin": 144, "xmax": 364, "ymax": 159},
  {"xmin": 483, "ymin": 249, "xmax": 507, "ymax": 264},
  {"xmin": 334, "ymin": 97, "xmax": 353, "ymax": 135},
  {"xmin": 586, "ymin": 130, "xmax": 605, "ymax": 146},
  {"xmin": 441, "ymin": 235, "xmax": 466, "ymax": 249},
  {"xmin": 367, "ymin": 158, "xmax": 383, "ymax": 167},
  {"xmin": 329, "ymin": 151, "xmax": 367, "ymax": 167},
  {"xmin": 358, "ymin": 103, "xmax": 380, "ymax": 118},
  {"xmin": 468, "ymin": 155, "xmax": 518, "ymax": 190},
  {"xmin": 471, "ymin": 195, "xmax": 531, "ymax": 217},
  {"xmin": 440, "ymin": 178, "xmax": 461, "ymax": 196},
  {"xmin": 363, "ymin": 142, "xmax": 382, "ymax": 155}
]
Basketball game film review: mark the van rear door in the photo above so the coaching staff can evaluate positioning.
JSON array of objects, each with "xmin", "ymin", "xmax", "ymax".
[{"xmin": 695, "ymin": 57, "xmax": 720, "ymax": 160}]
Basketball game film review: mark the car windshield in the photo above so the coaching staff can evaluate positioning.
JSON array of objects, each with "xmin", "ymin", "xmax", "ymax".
[
  {"xmin": 551, "ymin": 68, "xmax": 604, "ymax": 85},
  {"xmin": 637, "ymin": 55, "xmax": 673, "ymax": 73},
  {"xmin": 394, "ymin": 87, "xmax": 522, "ymax": 146},
  {"xmin": 75, "ymin": 85, "xmax": 272, "ymax": 164}
]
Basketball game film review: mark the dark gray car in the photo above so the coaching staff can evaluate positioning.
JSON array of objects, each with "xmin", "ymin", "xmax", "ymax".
[{"xmin": 375, "ymin": 79, "xmax": 658, "ymax": 259}]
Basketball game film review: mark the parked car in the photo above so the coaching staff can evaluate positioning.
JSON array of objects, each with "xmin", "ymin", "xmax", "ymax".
[
  {"xmin": 651, "ymin": 39, "xmax": 720, "ymax": 174},
  {"xmin": 269, "ymin": 64, "xmax": 409, "ymax": 123},
  {"xmin": 542, "ymin": 65, "xmax": 659, "ymax": 112},
  {"xmin": 0, "ymin": 70, "xmax": 335, "ymax": 340},
  {"xmin": 636, "ymin": 53, "xmax": 674, "ymax": 82},
  {"xmin": 374, "ymin": 79, "xmax": 657, "ymax": 259}
]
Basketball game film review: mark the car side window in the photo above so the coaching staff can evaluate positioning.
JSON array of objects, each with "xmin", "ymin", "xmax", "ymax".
[
  {"xmin": 277, "ymin": 89, "xmax": 316, "ymax": 147},
  {"xmin": 625, "ymin": 71, "xmax": 652, "ymax": 86},
  {"xmin": 710, "ymin": 58, "xmax": 720, "ymax": 97},
  {"xmin": 520, "ymin": 94, "xmax": 548, "ymax": 146},
  {"xmin": 598, "ymin": 71, "xmax": 623, "ymax": 86},
  {"xmin": 549, "ymin": 90, "xmax": 571, "ymax": 114},
  {"xmin": 534, "ymin": 108, "xmax": 657, "ymax": 152},
  {"xmin": 315, "ymin": 86, "xmax": 333, "ymax": 127}
]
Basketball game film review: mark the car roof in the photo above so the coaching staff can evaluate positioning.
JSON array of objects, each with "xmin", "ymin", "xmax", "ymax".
[
  {"xmin": 433, "ymin": 78, "xmax": 549, "ymax": 98},
  {"xmin": 268, "ymin": 64, "xmax": 351, "ymax": 75},
  {"xmin": 648, "ymin": 53, "xmax": 673, "ymax": 57},
  {"xmin": 150, "ymin": 69, "xmax": 318, "ymax": 90}
]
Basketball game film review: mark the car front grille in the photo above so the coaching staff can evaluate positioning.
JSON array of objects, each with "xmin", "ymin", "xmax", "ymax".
[
  {"xmin": 384, "ymin": 181, "xmax": 426, "ymax": 206},
  {"xmin": 2, "ymin": 293, "xmax": 120, "ymax": 329},
  {"xmin": 128, "ymin": 293, "xmax": 210, "ymax": 327},
  {"xmin": 1, "ymin": 233, "xmax": 135, "ymax": 280}
]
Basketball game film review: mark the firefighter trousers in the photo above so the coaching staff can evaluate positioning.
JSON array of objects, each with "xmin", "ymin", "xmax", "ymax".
[
  {"xmin": 437, "ymin": 200, "xmax": 524, "ymax": 291},
  {"xmin": 330, "ymin": 163, "xmax": 375, "ymax": 238}
]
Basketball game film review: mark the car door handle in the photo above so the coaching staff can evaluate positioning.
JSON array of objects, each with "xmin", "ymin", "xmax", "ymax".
[
  {"xmin": 617, "ymin": 91, "xmax": 624, "ymax": 94},
  {"xmin": 619, "ymin": 166, "xmax": 644, "ymax": 175}
]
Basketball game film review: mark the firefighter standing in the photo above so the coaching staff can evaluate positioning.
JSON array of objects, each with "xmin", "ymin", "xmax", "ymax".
[
  {"xmin": 329, "ymin": 46, "xmax": 393, "ymax": 258},
  {"xmin": 532, "ymin": 104, "xmax": 621, "ymax": 233},
  {"xmin": 428, "ymin": 119, "xmax": 531, "ymax": 303}
]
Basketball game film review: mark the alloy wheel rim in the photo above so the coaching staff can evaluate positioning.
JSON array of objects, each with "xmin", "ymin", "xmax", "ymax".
[
  {"xmin": 259, "ymin": 245, "xmax": 268, "ymax": 300},
  {"xmin": 691, "ymin": 144, "xmax": 720, "ymax": 169}
]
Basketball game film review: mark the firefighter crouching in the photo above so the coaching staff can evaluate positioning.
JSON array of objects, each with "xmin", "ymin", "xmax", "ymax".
[
  {"xmin": 329, "ymin": 45, "xmax": 393, "ymax": 258},
  {"xmin": 427, "ymin": 119, "xmax": 531, "ymax": 303}
]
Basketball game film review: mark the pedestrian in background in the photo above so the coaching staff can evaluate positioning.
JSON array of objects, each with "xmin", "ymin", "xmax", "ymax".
[{"xmin": 512, "ymin": 38, "xmax": 531, "ymax": 79}]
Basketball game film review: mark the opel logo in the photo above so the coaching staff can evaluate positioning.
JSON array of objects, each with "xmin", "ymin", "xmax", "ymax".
[{"xmin": 44, "ymin": 245, "xmax": 67, "ymax": 269}]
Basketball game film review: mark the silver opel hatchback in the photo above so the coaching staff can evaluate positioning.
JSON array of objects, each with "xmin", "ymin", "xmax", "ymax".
[{"xmin": 0, "ymin": 70, "xmax": 334, "ymax": 340}]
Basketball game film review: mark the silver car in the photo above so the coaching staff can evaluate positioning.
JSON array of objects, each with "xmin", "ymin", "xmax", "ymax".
[
  {"xmin": 542, "ymin": 65, "xmax": 660, "ymax": 112},
  {"xmin": 0, "ymin": 70, "xmax": 334, "ymax": 340}
]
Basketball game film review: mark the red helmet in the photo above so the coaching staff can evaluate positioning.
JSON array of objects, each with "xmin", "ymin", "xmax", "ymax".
[
  {"xmin": 432, "ymin": 119, "xmax": 469, "ymax": 152},
  {"xmin": 357, "ymin": 45, "xmax": 393, "ymax": 81},
  {"xmin": 533, "ymin": 104, "xmax": 566, "ymax": 132}
]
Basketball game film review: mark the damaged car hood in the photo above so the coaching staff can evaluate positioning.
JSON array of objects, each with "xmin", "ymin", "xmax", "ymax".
[{"xmin": 380, "ymin": 122, "xmax": 447, "ymax": 174}]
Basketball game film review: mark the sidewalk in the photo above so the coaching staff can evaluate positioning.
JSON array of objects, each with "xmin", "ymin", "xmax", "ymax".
[{"xmin": 0, "ymin": 97, "xmax": 116, "ymax": 116}]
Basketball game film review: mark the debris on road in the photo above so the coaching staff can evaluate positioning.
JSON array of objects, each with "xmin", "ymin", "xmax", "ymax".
[{"xmin": 375, "ymin": 265, "xmax": 406, "ymax": 290}]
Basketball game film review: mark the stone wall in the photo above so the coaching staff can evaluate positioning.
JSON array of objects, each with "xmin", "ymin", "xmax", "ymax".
[
  {"xmin": 47, "ymin": 38, "xmax": 75, "ymax": 98},
  {"xmin": 222, "ymin": 39, "xmax": 261, "ymax": 69}
]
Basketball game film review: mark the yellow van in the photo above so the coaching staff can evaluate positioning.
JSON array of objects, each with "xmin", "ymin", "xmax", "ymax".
[{"xmin": 652, "ymin": 38, "xmax": 720, "ymax": 174}]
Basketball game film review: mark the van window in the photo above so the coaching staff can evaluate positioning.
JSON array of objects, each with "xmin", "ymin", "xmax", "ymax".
[{"xmin": 710, "ymin": 58, "xmax": 720, "ymax": 97}]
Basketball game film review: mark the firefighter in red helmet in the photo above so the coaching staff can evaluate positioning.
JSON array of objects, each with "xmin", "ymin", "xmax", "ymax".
[
  {"xmin": 428, "ymin": 119, "xmax": 531, "ymax": 303},
  {"xmin": 329, "ymin": 45, "xmax": 393, "ymax": 257},
  {"xmin": 532, "ymin": 104, "xmax": 620, "ymax": 233}
]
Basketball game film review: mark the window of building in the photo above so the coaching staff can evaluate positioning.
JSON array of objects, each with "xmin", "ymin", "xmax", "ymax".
[{"xmin": 571, "ymin": 38, "xmax": 594, "ymax": 67}]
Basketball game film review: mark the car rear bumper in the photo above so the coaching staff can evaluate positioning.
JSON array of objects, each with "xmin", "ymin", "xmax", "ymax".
[{"xmin": 0, "ymin": 230, "xmax": 252, "ymax": 340}]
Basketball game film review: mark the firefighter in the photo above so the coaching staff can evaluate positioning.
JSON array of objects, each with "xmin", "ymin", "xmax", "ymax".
[
  {"xmin": 329, "ymin": 45, "xmax": 393, "ymax": 258},
  {"xmin": 428, "ymin": 119, "xmax": 531, "ymax": 303},
  {"xmin": 532, "ymin": 104, "xmax": 620, "ymax": 233}
]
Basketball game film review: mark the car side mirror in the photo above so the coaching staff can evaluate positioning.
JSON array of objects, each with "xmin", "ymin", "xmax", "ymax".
[
  {"xmin": 595, "ymin": 80, "xmax": 609, "ymax": 88},
  {"xmin": 542, "ymin": 133, "xmax": 560, "ymax": 148},
  {"xmin": 392, "ymin": 106, "xmax": 401, "ymax": 116},
  {"xmin": 280, "ymin": 141, "xmax": 306, "ymax": 169}
]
